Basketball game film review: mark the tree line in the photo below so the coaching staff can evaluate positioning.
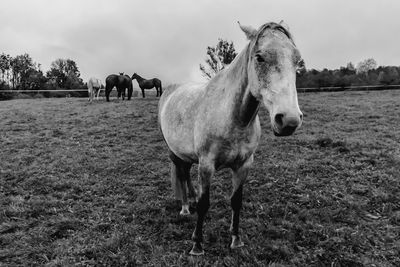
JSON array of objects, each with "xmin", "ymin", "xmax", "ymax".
[
  {"xmin": 297, "ymin": 59, "xmax": 400, "ymax": 88},
  {"xmin": 200, "ymin": 40, "xmax": 400, "ymax": 88},
  {"xmin": 0, "ymin": 52, "xmax": 85, "ymax": 92},
  {"xmin": 2, "ymin": 42, "xmax": 399, "ymax": 95}
]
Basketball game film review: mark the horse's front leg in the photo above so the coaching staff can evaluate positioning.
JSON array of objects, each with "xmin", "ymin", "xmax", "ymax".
[
  {"xmin": 190, "ymin": 159, "xmax": 214, "ymax": 255},
  {"xmin": 141, "ymin": 88, "xmax": 145, "ymax": 98},
  {"xmin": 230, "ymin": 155, "xmax": 253, "ymax": 249}
]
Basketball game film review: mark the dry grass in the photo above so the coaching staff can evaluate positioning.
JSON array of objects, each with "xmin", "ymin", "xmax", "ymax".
[{"xmin": 0, "ymin": 90, "xmax": 399, "ymax": 266}]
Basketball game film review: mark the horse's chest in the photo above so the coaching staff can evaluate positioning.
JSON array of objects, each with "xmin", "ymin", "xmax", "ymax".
[
  {"xmin": 218, "ymin": 139, "xmax": 257, "ymax": 169},
  {"xmin": 200, "ymin": 124, "xmax": 260, "ymax": 169}
]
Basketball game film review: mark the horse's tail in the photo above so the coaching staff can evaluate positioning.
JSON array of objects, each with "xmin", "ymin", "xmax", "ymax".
[
  {"xmin": 171, "ymin": 163, "xmax": 185, "ymax": 200},
  {"xmin": 169, "ymin": 152, "xmax": 190, "ymax": 200},
  {"xmin": 87, "ymin": 80, "xmax": 93, "ymax": 101},
  {"xmin": 158, "ymin": 80, "xmax": 163, "ymax": 95}
]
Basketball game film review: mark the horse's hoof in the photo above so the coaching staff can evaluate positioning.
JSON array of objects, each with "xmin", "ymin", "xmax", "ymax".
[
  {"xmin": 179, "ymin": 209, "xmax": 190, "ymax": 216},
  {"xmin": 230, "ymin": 235, "xmax": 244, "ymax": 249},
  {"xmin": 189, "ymin": 243, "xmax": 204, "ymax": 256},
  {"xmin": 179, "ymin": 204, "xmax": 190, "ymax": 216}
]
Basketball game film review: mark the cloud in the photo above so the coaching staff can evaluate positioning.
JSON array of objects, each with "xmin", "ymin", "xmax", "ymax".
[{"xmin": 1, "ymin": 0, "xmax": 400, "ymax": 84}]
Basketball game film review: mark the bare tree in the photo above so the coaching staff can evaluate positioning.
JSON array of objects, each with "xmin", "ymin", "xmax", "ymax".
[
  {"xmin": 356, "ymin": 58, "xmax": 377, "ymax": 75},
  {"xmin": 0, "ymin": 53, "xmax": 12, "ymax": 85},
  {"xmin": 46, "ymin": 58, "xmax": 83, "ymax": 88},
  {"xmin": 199, "ymin": 39, "xmax": 237, "ymax": 79},
  {"xmin": 10, "ymin": 54, "xmax": 35, "ymax": 88}
]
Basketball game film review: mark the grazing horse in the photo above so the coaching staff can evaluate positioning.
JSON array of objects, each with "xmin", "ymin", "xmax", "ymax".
[
  {"xmin": 87, "ymin": 77, "xmax": 102, "ymax": 102},
  {"xmin": 158, "ymin": 21, "xmax": 303, "ymax": 255},
  {"xmin": 131, "ymin": 73, "xmax": 162, "ymax": 98},
  {"xmin": 105, "ymin": 73, "xmax": 133, "ymax": 102}
]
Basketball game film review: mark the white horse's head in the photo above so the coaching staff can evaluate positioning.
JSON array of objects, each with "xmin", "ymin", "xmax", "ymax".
[{"xmin": 240, "ymin": 21, "xmax": 303, "ymax": 136}]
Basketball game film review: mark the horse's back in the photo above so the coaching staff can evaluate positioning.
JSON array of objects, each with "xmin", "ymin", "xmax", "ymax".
[
  {"xmin": 106, "ymin": 74, "xmax": 118, "ymax": 87},
  {"xmin": 89, "ymin": 77, "xmax": 101, "ymax": 88},
  {"xmin": 117, "ymin": 75, "xmax": 132, "ymax": 88},
  {"xmin": 158, "ymin": 84, "xmax": 179, "ymax": 110},
  {"xmin": 153, "ymin": 78, "xmax": 162, "ymax": 86},
  {"xmin": 159, "ymin": 83, "xmax": 204, "ymax": 115}
]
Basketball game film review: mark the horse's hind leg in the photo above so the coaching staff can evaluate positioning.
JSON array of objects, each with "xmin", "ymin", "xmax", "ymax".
[
  {"xmin": 230, "ymin": 155, "xmax": 253, "ymax": 249},
  {"xmin": 96, "ymin": 88, "xmax": 100, "ymax": 100},
  {"xmin": 105, "ymin": 86, "xmax": 112, "ymax": 102},
  {"xmin": 127, "ymin": 87, "xmax": 132, "ymax": 100},
  {"xmin": 187, "ymin": 175, "xmax": 196, "ymax": 198},
  {"xmin": 169, "ymin": 151, "xmax": 192, "ymax": 215},
  {"xmin": 190, "ymin": 158, "xmax": 214, "ymax": 255}
]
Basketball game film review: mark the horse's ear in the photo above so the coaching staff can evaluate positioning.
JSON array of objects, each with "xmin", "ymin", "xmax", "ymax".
[
  {"xmin": 238, "ymin": 21, "xmax": 257, "ymax": 40},
  {"xmin": 279, "ymin": 20, "xmax": 290, "ymax": 32}
]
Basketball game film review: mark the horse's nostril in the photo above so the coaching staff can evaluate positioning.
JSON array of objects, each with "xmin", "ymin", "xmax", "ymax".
[
  {"xmin": 275, "ymin": 113, "xmax": 284, "ymax": 127},
  {"xmin": 300, "ymin": 113, "xmax": 303, "ymax": 121}
]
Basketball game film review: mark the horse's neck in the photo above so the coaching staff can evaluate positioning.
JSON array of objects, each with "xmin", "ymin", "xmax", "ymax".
[
  {"xmin": 136, "ymin": 75, "xmax": 145, "ymax": 82},
  {"xmin": 218, "ymin": 44, "xmax": 260, "ymax": 127}
]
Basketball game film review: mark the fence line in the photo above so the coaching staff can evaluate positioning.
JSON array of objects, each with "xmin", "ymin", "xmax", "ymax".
[
  {"xmin": 1, "ymin": 85, "xmax": 400, "ymax": 94},
  {"xmin": 298, "ymin": 84, "xmax": 400, "ymax": 93},
  {"xmin": 0, "ymin": 89, "xmax": 88, "ymax": 93}
]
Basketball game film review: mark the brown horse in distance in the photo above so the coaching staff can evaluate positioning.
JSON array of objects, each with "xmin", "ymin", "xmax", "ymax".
[
  {"xmin": 131, "ymin": 73, "xmax": 162, "ymax": 98},
  {"xmin": 105, "ymin": 73, "xmax": 133, "ymax": 102}
]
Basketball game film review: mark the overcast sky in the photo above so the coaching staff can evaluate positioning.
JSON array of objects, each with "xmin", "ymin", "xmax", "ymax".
[{"xmin": 1, "ymin": 0, "xmax": 400, "ymax": 84}]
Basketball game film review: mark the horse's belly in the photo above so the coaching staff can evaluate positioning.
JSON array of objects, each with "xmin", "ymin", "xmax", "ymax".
[
  {"xmin": 160, "ymin": 85, "xmax": 205, "ymax": 163},
  {"xmin": 161, "ymin": 122, "xmax": 198, "ymax": 162}
]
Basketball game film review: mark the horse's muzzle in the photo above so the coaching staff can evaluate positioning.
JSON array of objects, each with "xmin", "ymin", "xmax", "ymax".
[
  {"xmin": 273, "ymin": 125, "xmax": 298, "ymax": 136},
  {"xmin": 273, "ymin": 112, "xmax": 302, "ymax": 136}
]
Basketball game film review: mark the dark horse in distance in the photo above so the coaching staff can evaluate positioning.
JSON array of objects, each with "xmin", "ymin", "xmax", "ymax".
[
  {"xmin": 105, "ymin": 73, "xmax": 133, "ymax": 102},
  {"xmin": 131, "ymin": 73, "xmax": 162, "ymax": 98}
]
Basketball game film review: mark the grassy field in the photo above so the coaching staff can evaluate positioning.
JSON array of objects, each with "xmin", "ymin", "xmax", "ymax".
[{"xmin": 0, "ymin": 90, "xmax": 399, "ymax": 266}]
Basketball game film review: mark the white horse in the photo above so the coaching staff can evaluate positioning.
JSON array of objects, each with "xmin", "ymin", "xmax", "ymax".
[
  {"xmin": 159, "ymin": 21, "xmax": 303, "ymax": 255},
  {"xmin": 88, "ymin": 77, "xmax": 102, "ymax": 102}
]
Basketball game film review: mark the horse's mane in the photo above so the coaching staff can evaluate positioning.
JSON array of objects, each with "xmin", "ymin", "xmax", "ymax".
[
  {"xmin": 133, "ymin": 73, "xmax": 145, "ymax": 81},
  {"xmin": 256, "ymin": 22, "xmax": 293, "ymax": 43}
]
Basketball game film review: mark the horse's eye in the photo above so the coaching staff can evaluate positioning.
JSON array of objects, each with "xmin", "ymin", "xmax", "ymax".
[{"xmin": 255, "ymin": 54, "xmax": 265, "ymax": 63}]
